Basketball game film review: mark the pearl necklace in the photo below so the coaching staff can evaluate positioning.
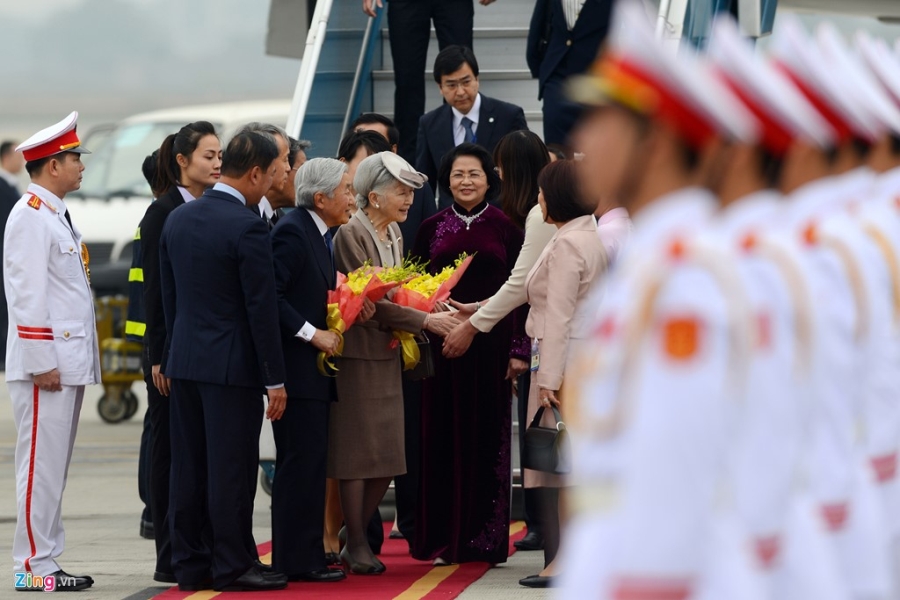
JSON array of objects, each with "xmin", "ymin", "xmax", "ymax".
[
  {"xmin": 364, "ymin": 211, "xmax": 393, "ymax": 248},
  {"xmin": 452, "ymin": 203, "xmax": 489, "ymax": 230}
]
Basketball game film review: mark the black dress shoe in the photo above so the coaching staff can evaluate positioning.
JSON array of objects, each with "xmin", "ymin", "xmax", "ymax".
[
  {"xmin": 288, "ymin": 568, "xmax": 347, "ymax": 582},
  {"xmin": 153, "ymin": 570, "xmax": 177, "ymax": 583},
  {"xmin": 140, "ymin": 519, "xmax": 155, "ymax": 540},
  {"xmin": 513, "ymin": 531, "xmax": 544, "ymax": 551},
  {"xmin": 519, "ymin": 574, "xmax": 554, "ymax": 588},
  {"xmin": 51, "ymin": 570, "xmax": 93, "ymax": 591},
  {"xmin": 217, "ymin": 567, "xmax": 287, "ymax": 592},
  {"xmin": 254, "ymin": 560, "xmax": 274, "ymax": 573}
]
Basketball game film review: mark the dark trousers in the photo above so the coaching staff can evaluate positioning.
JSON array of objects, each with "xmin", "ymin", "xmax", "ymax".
[
  {"xmin": 542, "ymin": 68, "xmax": 585, "ymax": 146},
  {"xmin": 393, "ymin": 377, "xmax": 422, "ymax": 546},
  {"xmin": 144, "ymin": 370, "xmax": 172, "ymax": 574},
  {"xmin": 271, "ymin": 397, "xmax": 330, "ymax": 575},
  {"xmin": 169, "ymin": 379, "xmax": 263, "ymax": 589},
  {"xmin": 138, "ymin": 403, "xmax": 152, "ymax": 528},
  {"xmin": 388, "ymin": 0, "xmax": 474, "ymax": 163}
]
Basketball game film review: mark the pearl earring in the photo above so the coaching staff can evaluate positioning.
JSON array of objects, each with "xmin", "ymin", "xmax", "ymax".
[{"xmin": 374, "ymin": 203, "xmax": 380, "ymax": 208}]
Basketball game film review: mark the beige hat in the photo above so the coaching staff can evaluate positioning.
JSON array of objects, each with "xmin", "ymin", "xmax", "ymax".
[{"xmin": 380, "ymin": 152, "xmax": 427, "ymax": 189}]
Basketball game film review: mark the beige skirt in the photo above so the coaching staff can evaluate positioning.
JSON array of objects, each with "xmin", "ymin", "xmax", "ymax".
[{"xmin": 327, "ymin": 354, "xmax": 406, "ymax": 480}]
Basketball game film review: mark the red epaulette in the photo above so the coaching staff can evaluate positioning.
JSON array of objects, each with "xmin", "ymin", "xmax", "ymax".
[{"xmin": 26, "ymin": 195, "xmax": 42, "ymax": 211}]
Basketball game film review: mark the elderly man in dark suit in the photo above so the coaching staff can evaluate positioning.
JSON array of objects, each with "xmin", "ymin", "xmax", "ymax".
[
  {"xmin": 527, "ymin": 0, "xmax": 614, "ymax": 145},
  {"xmin": 159, "ymin": 130, "xmax": 288, "ymax": 593},
  {"xmin": 415, "ymin": 45, "xmax": 528, "ymax": 205},
  {"xmin": 269, "ymin": 157, "xmax": 374, "ymax": 582}
]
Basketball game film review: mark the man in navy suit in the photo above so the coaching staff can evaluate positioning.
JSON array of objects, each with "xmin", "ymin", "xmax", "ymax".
[
  {"xmin": 526, "ymin": 0, "xmax": 614, "ymax": 145},
  {"xmin": 415, "ymin": 45, "xmax": 528, "ymax": 204},
  {"xmin": 159, "ymin": 130, "xmax": 288, "ymax": 593},
  {"xmin": 269, "ymin": 157, "xmax": 373, "ymax": 582}
]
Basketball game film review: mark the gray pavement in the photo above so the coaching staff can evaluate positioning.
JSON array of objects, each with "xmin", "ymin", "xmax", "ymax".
[{"xmin": 0, "ymin": 382, "xmax": 550, "ymax": 599}]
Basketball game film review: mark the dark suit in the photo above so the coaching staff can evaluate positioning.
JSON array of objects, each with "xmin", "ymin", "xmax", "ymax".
[
  {"xmin": 0, "ymin": 176, "xmax": 20, "ymax": 366},
  {"xmin": 388, "ymin": 0, "xmax": 475, "ymax": 163},
  {"xmin": 269, "ymin": 208, "xmax": 335, "ymax": 576},
  {"xmin": 137, "ymin": 185, "xmax": 184, "ymax": 576},
  {"xmin": 527, "ymin": 0, "xmax": 613, "ymax": 144},
  {"xmin": 415, "ymin": 94, "xmax": 528, "ymax": 201},
  {"xmin": 160, "ymin": 187, "xmax": 285, "ymax": 589}
]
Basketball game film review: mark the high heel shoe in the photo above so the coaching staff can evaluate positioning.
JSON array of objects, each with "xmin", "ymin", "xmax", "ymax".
[
  {"xmin": 325, "ymin": 552, "xmax": 341, "ymax": 566},
  {"xmin": 340, "ymin": 547, "xmax": 380, "ymax": 575},
  {"xmin": 338, "ymin": 526, "xmax": 347, "ymax": 548},
  {"xmin": 372, "ymin": 555, "xmax": 386, "ymax": 574}
]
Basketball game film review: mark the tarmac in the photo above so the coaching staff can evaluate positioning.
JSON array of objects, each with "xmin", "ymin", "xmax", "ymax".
[{"xmin": 0, "ymin": 382, "xmax": 550, "ymax": 599}]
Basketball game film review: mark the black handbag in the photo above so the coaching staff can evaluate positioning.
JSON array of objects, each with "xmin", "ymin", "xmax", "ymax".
[
  {"xmin": 403, "ymin": 334, "xmax": 434, "ymax": 381},
  {"xmin": 522, "ymin": 406, "xmax": 571, "ymax": 474}
]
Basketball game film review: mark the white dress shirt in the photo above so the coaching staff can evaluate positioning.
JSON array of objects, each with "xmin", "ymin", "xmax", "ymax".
[
  {"xmin": 452, "ymin": 93, "xmax": 483, "ymax": 147},
  {"xmin": 177, "ymin": 185, "xmax": 197, "ymax": 203},
  {"xmin": 562, "ymin": 0, "xmax": 587, "ymax": 30},
  {"xmin": 212, "ymin": 182, "xmax": 246, "ymax": 205}
]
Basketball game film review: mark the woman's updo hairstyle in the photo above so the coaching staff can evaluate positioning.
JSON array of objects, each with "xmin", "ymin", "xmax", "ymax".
[{"xmin": 156, "ymin": 120, "xmax": 217, "ymax": 193}]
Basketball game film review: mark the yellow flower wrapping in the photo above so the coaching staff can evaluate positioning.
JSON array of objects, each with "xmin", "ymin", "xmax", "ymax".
[
  {"xmin": 393, "ymin": 330, "xmax": 420, "ymax": 370},
  {"xmin": 317, "ymin": 303, "xmax": 347, "ymax": 376}
]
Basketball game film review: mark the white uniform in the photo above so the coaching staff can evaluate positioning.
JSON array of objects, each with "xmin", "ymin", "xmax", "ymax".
[
  {"xmin": 786, "ymin": 173, "xmax": 894, "ymax": 599},
  {"xmin": 4, "ymin": 183, "xmax": 100, "ymax": 576},
  {"xmin": 558, "ymin": 189, "xmax": 753, "ymax": 600}
]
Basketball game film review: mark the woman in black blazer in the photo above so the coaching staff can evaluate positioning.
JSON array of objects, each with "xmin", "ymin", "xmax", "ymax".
[{"xmin": 138, "ymin": 121, "xmax": 221, "ymax": 583}]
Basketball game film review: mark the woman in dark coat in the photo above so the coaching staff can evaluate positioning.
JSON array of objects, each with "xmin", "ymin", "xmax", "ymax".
[{"xmin": 411, "ymin": 143, "xmax": 528, "ymax": 565}]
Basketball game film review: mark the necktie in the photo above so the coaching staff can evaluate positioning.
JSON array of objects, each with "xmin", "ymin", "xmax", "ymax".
[
  {"xmin": 324, "ymin": 230, "xmax": 335, "ymax": 280},
  {"xmin": 461, "ymin": 117, "xmax": 476, "ymax": 144},
  {"xmin": 63, "ymin": 209, "xmax": 73, "ymax": 231}
]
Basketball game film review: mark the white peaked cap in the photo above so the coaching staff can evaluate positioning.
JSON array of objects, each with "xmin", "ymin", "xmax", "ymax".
[
  {"xmin": 16, "ymin": 111, "xmax": 90, "ymax": 162},
  {"xmin": 817, "ymin": 23, "xmax": 900, "ymax": 135},
  {"xmin": 769, "ymin": 15, "xmax": 880, "ymax": 142},
  {"xmin": 568, "ymin": 0, "xmax": 757, "ymax": 147},
  {"xmin": 707, "ymin": 17, "xmax": 835, "ymax": 153},
  {"xmin": 856, "ymin": 32, "xmax": 900, "ymax": 108}
]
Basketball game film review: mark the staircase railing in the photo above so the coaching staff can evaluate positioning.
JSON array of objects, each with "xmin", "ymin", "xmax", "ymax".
[{"xmin": 285, "ymin": 0, "xmax": 385, "ymax": 158}]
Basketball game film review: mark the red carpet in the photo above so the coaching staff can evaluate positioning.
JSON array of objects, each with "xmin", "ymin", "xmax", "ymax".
[{"xmin": 154, "ymin": 521, "xmax": 527, "ymax": 599}]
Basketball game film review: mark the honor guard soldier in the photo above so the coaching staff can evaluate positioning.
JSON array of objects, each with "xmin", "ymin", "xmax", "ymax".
[
  {"xmin": 705, "ymin": 19, "xmax": 850, "ymax": 600},
  {"xmin": 6, "ymin": 112, "xmax": 100, "ymax": 592},
  {"xmin": 771, "ymin": 18, "xmax": 896, "ymax": 599},
  {"xmin": 557, "ymin": 2, "xmax": 761, "ymax": 598},
  {"xmin": 855, "ymin": 32, "xmax": 900, "ymax": 542}
]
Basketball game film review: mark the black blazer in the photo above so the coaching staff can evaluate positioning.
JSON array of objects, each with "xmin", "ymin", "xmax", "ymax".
[
  {"xmin": 415, "ymin": 94, "xmax": 528, "ymax": 195},
  {"xmin": 159, "ymin": 188, "xmax": 285, "ymax": 389},
  {"xmin": 140, "ymin": 186, "xmax": 184, "ymax": 366},
  {"xmin": 271, "ymin": 208, "xmax": 335, "ymax": 401},
  {"xmin": 527, "ymin": 0, "xmax": 613, "ymax": 98}
]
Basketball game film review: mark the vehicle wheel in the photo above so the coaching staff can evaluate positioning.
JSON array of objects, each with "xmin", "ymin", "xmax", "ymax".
[
  {"xmin": 123, "ymin": 389, "xmax": 139, "ymax": 420},
  {"xmin": 98, "ymin": 393, "xmax": 127, "ymax": 424},
  {"xmin": 260, "ymin": 470, "xmax": 274, "ymax": 496}
]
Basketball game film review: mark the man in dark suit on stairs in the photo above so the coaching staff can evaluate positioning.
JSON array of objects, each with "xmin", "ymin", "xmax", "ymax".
[
  {"xmin": 159, "ymin": 130, "xmax": 288, "ymax": 593},
  {"xmin": 415, "ymin": 45, "xmax": 528, "ymax": 205},
  {"xmin": 526, "ymin": 0, "xmax": 614, "ymax": 145},
  {"xmin": 269, "ymin": 157, "xmax": 374, "ymax": 582}
]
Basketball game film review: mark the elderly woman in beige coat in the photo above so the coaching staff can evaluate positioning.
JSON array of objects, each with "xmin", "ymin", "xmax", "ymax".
[
  {"xmin": 520, "ymin": 160, "xmax": 608, "ymax": 589},
  {"xmin": 329, "ymin": 152, "xmax": 459, "ymax": 575}
]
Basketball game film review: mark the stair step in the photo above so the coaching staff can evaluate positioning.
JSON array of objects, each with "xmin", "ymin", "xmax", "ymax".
[{"xmin": 379, "ymin": 29, "xmax": 532, "ymax": 71}]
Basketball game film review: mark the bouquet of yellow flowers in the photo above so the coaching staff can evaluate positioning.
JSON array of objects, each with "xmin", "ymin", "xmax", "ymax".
[
  {"xmin": 318, "ymin": 262, "xmax": 419, "ymax": 375},
  {"xmin": 389, "ymin": 253, "xmax": 474, "ymax": 369}
]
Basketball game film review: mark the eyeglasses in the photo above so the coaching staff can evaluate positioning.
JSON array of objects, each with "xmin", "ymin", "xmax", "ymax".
[
  {"xmin": 441, "ymin": 76, "xmax": 476, "ymax": 92},
  {"xmin": 449, "ymin": 171, "xmax": 486, "ymax": 182}
]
